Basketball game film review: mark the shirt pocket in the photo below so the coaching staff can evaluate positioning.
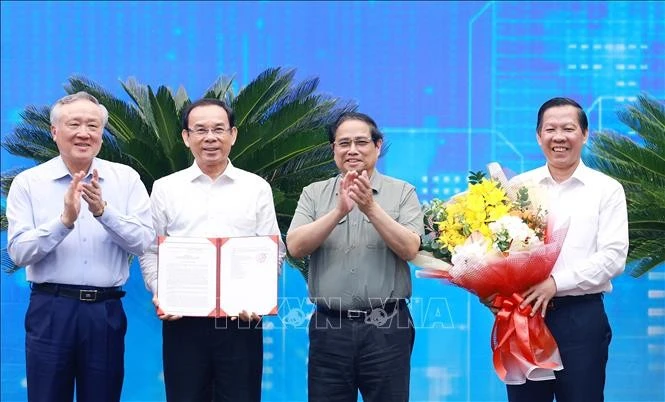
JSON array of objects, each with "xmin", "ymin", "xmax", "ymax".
[
  {"xmin": 363, "ymin": 209, "xmax": 400, "ymax": 249},
  {"xmin": 322, "ymin": 214, "xmax": 348, "ymax": 250}
]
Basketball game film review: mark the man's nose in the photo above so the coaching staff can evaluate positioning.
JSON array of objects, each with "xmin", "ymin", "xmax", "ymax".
[
  {"xmin": 347, "ymin": 142, "xmax": 361, "ymax": 152},
  {"xmin": 75, "ymin": 130, "xmax": 92, "ymax": 137},
  {"xmin": 552, "ymin": 130, "xmax": 566, "ymax": 140}
]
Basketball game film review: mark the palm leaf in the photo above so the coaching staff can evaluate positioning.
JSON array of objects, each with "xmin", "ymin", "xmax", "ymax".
[
  {"xmin": 586, "ymin": 93, "xmax": 665, "ymax": 277},
  {"xmin": 203, "ymin": 75, "xmax": 235, "ymax": 102},
  {"xmin": 147, "ymin": 86, "xmax": 191, "ymax": 173},
  {"xmin": 232, "ymin": 68, "xmax": 294, "ymax": 135},
  {"xmin": 173, "ymin": 85, "xmax": 190, "ymax": 112}
]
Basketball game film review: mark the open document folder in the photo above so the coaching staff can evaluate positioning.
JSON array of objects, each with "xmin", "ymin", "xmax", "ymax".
[{"xmin": 156, "ymin": 235, "xmax": 279, "ymax": 317}]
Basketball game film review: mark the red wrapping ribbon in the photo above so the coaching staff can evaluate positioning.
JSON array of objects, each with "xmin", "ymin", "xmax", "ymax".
[{"xmin": 491, "ymin": 293, "xmax": 561, "ymax": 382}]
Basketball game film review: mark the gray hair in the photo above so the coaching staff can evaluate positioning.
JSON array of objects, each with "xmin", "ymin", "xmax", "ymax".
[{"xmin": 50, "ymin": 91, "xmax": 109, "ymax": 126}]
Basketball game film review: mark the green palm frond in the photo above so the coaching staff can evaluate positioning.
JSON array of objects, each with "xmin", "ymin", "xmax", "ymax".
[
  {"xmin": 203, "ymin": 75, "xmax": 235, "ymax": 102},
  {"xmin": 1, "ymin": 126, "xmax": 58, "ymax": 162},
  {"xmin": 233, "ymin": 67, "xmax": 295, "ymax": 131},
  {"xmin": 147, "ymin": 85, "xmax": 191, "ymax": 172},
  {"xmin": 586, "ymin": 93, "xmax": 665, "ymax": 277},
  {"xmin": 1, "ymin": 68, "xmax": 357, "ymax": 280},
  {"xmin": 120, "ymin": 77, "xmax": 155, "ymax": 124},
  {"xmin": 173, "ymin": 85, "xmax": 190, "ymax": 112}
]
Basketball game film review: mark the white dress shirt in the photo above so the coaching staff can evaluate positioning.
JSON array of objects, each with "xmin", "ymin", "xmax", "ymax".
[
  {"xmin": 6, "ymin": 157, "xmax": 154, "ymax": 287},
  {"xmin": 139, "ymin": 161, "xmax": 285, "ymax": 295},
  {"xmin": 513, "ymin": 162, "xmax": 628, "ymax": 296}
]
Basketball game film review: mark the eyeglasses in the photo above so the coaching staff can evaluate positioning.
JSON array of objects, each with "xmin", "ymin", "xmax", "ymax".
[
  {"xmin": 334, "ymin": 137, "xmax": 373, "ymax": 150},
  {"xmin": 187, "ymin": 127, "xmax": 232, "ymax": 137}
]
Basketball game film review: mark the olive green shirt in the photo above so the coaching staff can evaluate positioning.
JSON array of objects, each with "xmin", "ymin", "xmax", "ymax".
[{"xmin": 289, "ymin": 171, "xmax": 424, "ymax": 310}]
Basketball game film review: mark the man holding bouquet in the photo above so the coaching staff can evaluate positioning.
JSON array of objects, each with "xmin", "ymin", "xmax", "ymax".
[
  {"xmin": 506, "ymin": 97, "xmax": 629, "ymax": 402},
  {"xmin": 287, "ymin": 112, "xmax": 424, "ymax": 402}
]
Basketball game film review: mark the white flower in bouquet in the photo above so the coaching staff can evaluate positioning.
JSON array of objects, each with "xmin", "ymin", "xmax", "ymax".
[
  {"xmin": 450, "ymin": 232, "xmax": 497, "ymax": 276},
  {"xmin": 489, "ymin": 215, "xmax": 543, "ymax": 252}
]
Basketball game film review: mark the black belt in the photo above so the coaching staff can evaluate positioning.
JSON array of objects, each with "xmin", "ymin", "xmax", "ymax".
[
  {"xmin": 317, "ymin": 299, "xmax": 406, "ymax": 320},
  {"xmin": 31, "ymin": 282, "xmax": 126, "ymax": 302},
  {"xmin": 548, "ymin": 293, "xmax": 602, "ymax": 311}
]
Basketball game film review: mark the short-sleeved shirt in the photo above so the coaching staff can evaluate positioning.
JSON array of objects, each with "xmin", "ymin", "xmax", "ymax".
[{"xmin": 289, "ymin": 171, "xmax": 424, "ymax": 310}]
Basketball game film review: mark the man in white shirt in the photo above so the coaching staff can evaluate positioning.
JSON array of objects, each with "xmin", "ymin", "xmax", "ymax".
[
  {"xmin": 139, "ymin": 98, "xmax": 284, "ymax": 402},
  {"xmin": 6, "ymin": 91, "xmax": 154, "ymax": 402},
  {"xmin": 506, "ymin": 97, "xmax": 629, "ymax": 402}
]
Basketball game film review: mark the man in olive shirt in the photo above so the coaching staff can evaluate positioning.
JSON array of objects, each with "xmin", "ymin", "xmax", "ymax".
[{"xmin": 287, "ymin": 112, "xmax": 424, "ymax": 402}]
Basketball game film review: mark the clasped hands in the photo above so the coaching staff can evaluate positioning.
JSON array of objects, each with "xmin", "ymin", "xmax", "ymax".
[
  {"xmin": 337, "ymin": 169, "xmax": 375, "ymax": 215},
  {"xmin": 61, "ymin": 169, "xmax": 106, "ymax": 228}
]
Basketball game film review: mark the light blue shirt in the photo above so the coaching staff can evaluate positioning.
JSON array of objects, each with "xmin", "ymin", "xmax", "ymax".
[{"xmin": 6, "ymin": 156, "xmax": 154, "ymax": 287}]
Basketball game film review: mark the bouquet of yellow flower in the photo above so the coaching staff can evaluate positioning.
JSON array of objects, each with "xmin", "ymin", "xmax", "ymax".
[{"xmin": 411, "ymin": 163, "xmax": 568, "ymax": 385}]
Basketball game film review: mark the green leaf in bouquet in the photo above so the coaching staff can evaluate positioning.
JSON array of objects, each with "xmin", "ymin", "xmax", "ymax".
[
  {"xmin": 515, "ymin": 187, "xmax": 531, "ymax": 210},
  {"xmin": 468, "ymin": 170, "xmax": 486, "ymax": 185}
]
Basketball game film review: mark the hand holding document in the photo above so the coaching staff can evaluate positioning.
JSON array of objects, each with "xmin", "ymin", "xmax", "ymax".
[{"xmin": 156, "ymin": 235, "xmax": 279, "ymax": 317}]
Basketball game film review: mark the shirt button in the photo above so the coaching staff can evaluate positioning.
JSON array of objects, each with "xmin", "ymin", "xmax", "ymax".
[
  {"xmin": 83, "ymin": 238, "xmax": 87, "ymax": 242},
  {"xmin": 350, "ymin": 268, "xmax": 356, "ymax": 273},
  {"xmin": 84, "ymin": 260, "xmax": 88, "ymax": 264}
]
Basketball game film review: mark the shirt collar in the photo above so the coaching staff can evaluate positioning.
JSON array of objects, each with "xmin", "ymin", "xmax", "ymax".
[
  {"xmin": 48, "ymin": 156, "xmax": 105, "ymax": 181},
  {"xmin": 535, "ymin": 161, "xmax": 590, "ymax": 185},
  {"xmin": 369, "ymin": 170, "xmax": 383, "ymax": 193},
  {"xmin": 185, "ymin": 160, "xmax": 238, "ymax": 183}
]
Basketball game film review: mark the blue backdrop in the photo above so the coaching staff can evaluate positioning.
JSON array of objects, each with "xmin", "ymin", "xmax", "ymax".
[{"xmin": 1, "ymin": 1, "xmax": 664, "ymax": 401}]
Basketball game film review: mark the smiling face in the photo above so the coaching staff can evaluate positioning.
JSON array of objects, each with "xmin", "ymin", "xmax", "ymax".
[
  {"xmin": 537, "ymin": 104, "xmax": 588, "ymax": 182},
  {"xmin": 332, "ymin": 118, "xmax": 382, "ymax": 176},
  {"xmin": 51, "ymin": 99, "xmax": 104, "ymax": 174},
  {"xmin": 182, "ymin": 104, "xmax": 238, "ymax": 179}
]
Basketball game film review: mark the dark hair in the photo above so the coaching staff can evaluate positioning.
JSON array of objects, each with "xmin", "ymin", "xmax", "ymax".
[
  {"xmin": 536, "ymin": 97, "xmax": 588, "ymax": 132},
  {"xmin": 181, "ymin": 98, "xmax": 235, "ymax": 130},
  {"xmin": 327, "ymin": 111, "xmax": 384, "ymax": 144}
]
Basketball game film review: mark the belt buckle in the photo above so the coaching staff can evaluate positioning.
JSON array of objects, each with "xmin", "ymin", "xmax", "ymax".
[
  {"xmin": 79, "ymin": 289, "xmax": 98, "ymax": 302},
  {"xmin": 347, "ymin": 309, "xmax": 366, "ymax": 319}
]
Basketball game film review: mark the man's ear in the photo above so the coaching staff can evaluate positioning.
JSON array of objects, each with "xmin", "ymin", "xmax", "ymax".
[
  {"xmin": 51, "ymin": 125, "xmax": 57, "ymax": 141},
  {"xmin": 230, "ymin": 127, "xmax": 238, "ymax": 146},
  {"xmin": 536, "ymin": 131, "xmax": 542, "ymax": 147},
  {"xmin": 582, "ymin": 129, "xmax": 589, "ymax": 144},
  {"xmin": 181, "ymin": 130, "xmax": 190, "ymax": 148}
]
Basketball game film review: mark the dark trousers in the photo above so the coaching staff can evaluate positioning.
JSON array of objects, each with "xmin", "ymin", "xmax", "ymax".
[
  {"xmin": 162, "ymin": 317, "xmax": 263, "ymax": 402},
  {"xmin": 308, "ymin": 301, "xmax": 415, "ymax": 402},
  {"xmin": 25, "ymin": 288, "xmax": 127, "ymax": 402},
  {"xmin": 507, "ymin": 294, "xmax": 611, "ymax": 402}
]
